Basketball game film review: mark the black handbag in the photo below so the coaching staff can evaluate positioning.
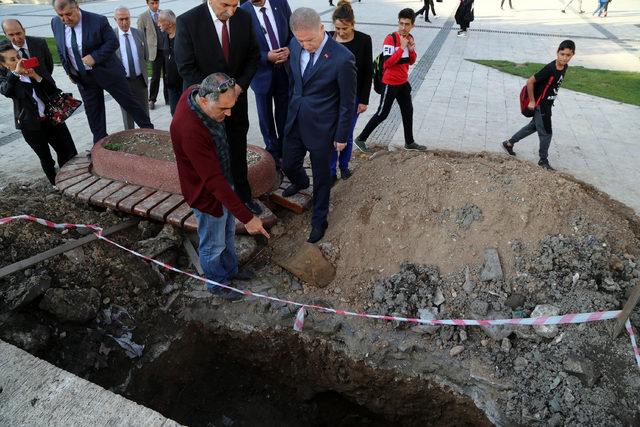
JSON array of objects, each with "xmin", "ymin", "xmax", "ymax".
[{"xmin": 44, "ymin": 92, "xmax": 82, "ymax": 125}]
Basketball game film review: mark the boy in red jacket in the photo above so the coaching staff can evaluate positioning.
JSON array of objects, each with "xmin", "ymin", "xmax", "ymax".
[{"xmin": 354, "ymin": 8, "xmax": 426, "ymax": 152}]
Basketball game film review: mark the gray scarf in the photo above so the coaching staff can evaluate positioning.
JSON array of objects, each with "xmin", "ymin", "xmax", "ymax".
[{"xmin": 188, "ymin": 88, "xmax": 233, "ymax": 185}]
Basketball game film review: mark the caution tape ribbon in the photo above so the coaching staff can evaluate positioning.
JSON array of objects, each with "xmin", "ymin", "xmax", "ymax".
[{"xmin": 2, "ymin": 214, "xmax": 639, "ymax": 369}]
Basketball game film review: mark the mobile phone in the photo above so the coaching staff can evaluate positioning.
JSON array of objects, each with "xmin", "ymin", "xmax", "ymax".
[{"xmin": 22, "ymin": 57, "xmax": 40, "ymax": 69}]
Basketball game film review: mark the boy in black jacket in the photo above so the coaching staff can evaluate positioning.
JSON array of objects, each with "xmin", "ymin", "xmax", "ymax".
[{"xmin": 502, "ymin": 40, "xmax": 575, "ymax": 171}]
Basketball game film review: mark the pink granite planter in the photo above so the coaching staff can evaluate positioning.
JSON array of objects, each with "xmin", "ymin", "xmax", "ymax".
[{"xmin": 92, "ymin": 129, "xmax": 277, "ymax": 198}]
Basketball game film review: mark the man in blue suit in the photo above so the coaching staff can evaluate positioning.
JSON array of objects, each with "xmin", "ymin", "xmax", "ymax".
[
  {"xmin": 51, "ymin": 0, "xmax": 153, "ymax": 143},
  {"xmin": 240, "ymin": 0, "xmax": 291, "ymax": 169},
  {"xmin": 282, "ymin": 8, "xmax": 356, "ymax": 243}
]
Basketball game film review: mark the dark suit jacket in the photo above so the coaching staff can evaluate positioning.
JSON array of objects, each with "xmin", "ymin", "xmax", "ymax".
[
  {"xmin": 0, "ymin": 68, "xmax": 59, "ymax": 131},
  {"xmin": 51, "ymin": 9, "xmax": 126, "ymax": 84},
  {"xmin": 113, "ymin": 27, "xmax": 149, "ymax": 84},
  {"xmin": 174, "ymin": 3, "xmax": 259, "ymax": 90},
  {"xmin": 23, "ymin": 36, "xmax": 55, "ymax": 85},
  {"xmin": 240, "ymin": 0, "xmax": 291, "ymax": 94},
  {"xmin": 285, "ymin": 36, "xmax": 356, "ymax": 147}
]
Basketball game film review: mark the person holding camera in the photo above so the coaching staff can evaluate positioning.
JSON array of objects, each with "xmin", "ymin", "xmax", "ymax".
[{"xmin": 0, "ymin": 40, "xmax": 78, "ymax": 186}]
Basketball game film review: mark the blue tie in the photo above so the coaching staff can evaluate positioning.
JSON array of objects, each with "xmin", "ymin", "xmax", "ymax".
[
  {"xmin": 303, "ymin": 51, "xmax": 315, "ymax": 80},
  {"xmin": 70, "ymin": 28, "xmax": 86, "ymax": 77}
]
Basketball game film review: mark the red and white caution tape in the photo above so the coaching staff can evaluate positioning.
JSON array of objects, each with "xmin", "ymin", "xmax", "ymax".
[
  {"xmin": 2, "ymin": 214, "xmax": 639, "ymax": 369},
  {"xmin": 626, "ymin": 320, "xmax": 640, "ymax": 368}
]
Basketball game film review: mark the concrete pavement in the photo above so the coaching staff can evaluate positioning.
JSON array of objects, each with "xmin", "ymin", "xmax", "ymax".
[{"xmin": 0, "ymin": 0, "xmax": 638, "ymax": 211}]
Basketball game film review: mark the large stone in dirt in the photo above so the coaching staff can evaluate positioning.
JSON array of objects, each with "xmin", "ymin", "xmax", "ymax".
[
  {"xmin": 278, "ymin": 243, "xmax": 336, "ymax": 288},
  {"xmin": 0, "ymin": 274, "xmax": 51, "ymax": 314},
  {"xmin": 563, "ymin": 354, "xmax": 599, "ymax": 387},
  {"xmin": 480, "ymin": 248, "xmax": 504, "ymax": 282},
  {"xmin": 136, "ymin": 224, "xmax": 182, "ymax": 258},
  {"xmin": 39, "ymin": 288, "xmax": 101, "ymax": 323},
  {"xmin": 236, "ymin": 235, "xmax": 258, "ymax": 265},
  {"xmin": 480, "ymin": 310, "xmax": 514, "ymax": 341},
  {"xmin": 531, "ymin": 304, "xmax": 560, "ymax": 339}
]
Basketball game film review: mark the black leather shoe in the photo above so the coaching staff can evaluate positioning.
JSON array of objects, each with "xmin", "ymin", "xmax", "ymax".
[
  {"xmin": 340, "ymin": 169, "xmax": 352, "ymax": 179},
  {"xmin": 307, "ymin": 227, "xmax": 326, "ymax": 244},
  {"xmin": 282, "ymin": 182, "xmax": 309, "ymax": 197},
  {"xmin": 245, "ymin": 200, "xmax": 263, "ymax": 215}
]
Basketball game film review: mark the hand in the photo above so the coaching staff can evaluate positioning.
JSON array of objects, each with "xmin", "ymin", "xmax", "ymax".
[
  {"xmin": 407, "ymin": 39, "xmax": 416, "ymax": 52},
  {"xmin": 334, "ymin": 142, "xmax": 347, "ymax": 152},
  {"xmin": 400, "ymin": 35, "xmax": 409, "ymax": 49},
  {"xmin": 245, "ymin": 216, "xmax": 270, "ymax": 238},
  {"xmin": 357, "ymin": 104, "xmax": 368, "ymax": 114},
  {"xmin": 234, "ymin": 84, "xmax": 243, "ymax": 98},
  {"xmin": 267, "ymin": 49, "xmax": 281, "ymax": 63},
  {"xmin": 25, "ymin": 68, "xmax": 40, "ymax": 81},
  {"xmin": 279, "ymin": 47, "xmax": 290, "ymax": 60},
  {"xmin": 15, "ymin": 59, "xmax": 29, "ymax": 75},
  {"xmin": 528, "ymin": 101, "xmax": 535, "ymax": 110},
  {"xmin": 82, "ymin": 54, "xmax": 96, "ymax": 67}
]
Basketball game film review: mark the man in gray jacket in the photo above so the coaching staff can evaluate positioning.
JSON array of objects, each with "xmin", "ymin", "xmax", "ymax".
[
  {"xmin": 137, "ymin": 0, "xmax": 167, "ymax": 109},
  {"xmin": 114, "ymin": 7, "xmax": 149, "ymax": 130}
]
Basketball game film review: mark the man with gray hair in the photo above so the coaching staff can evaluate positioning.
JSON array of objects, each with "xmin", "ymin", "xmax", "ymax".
[
  {"xmin": 113, "ymin": 7, "xmax": 149, "ymax": 130},
  {"xmin": 156, "ymin": 9, "xmax": 182, "ymax": 115},
  {"xmin": 281, "ymin": 7, "xmax": 356, "ymax": 243},
  {"xmin": 170, "ymin": 73, "xmax": 270, "ymax": 301}
]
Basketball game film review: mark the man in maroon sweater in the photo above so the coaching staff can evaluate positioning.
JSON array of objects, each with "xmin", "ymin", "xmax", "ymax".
[{"xmin": 171, "ymin": 72, "xmax": 269, "ymax": 301}]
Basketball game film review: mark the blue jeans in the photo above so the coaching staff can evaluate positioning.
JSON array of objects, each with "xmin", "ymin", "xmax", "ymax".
[
  {"xmin": 192, "ymin": 207, "xmax": 238, "ymax": 287},
  {"xmin": 331, "ymin": 98, "xmax": 360, "ymax": 176}
]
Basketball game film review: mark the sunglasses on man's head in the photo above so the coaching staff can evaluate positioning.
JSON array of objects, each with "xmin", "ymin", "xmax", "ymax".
[{"xmin": 199, "ymin": 78, "xmax": 236, "ymax": 98}]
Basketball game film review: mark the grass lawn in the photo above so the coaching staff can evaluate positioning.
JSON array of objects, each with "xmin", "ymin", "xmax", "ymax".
[{"xmin": 470, "ymin": 59, "xmax": 640, "ymax": 107}]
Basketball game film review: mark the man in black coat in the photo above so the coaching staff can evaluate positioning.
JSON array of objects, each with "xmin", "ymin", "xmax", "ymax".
[{"xmin": 175, "ymin": 0, "xmax": 262, "ymax": 215}]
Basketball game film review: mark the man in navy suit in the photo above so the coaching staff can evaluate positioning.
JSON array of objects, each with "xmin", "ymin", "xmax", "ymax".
[
  {"xmin": 51, "ymin": 0, "xmax": 153, "ymax": 143},
  {"xmin": 282, "ymin": 8, "xmax": 356, "ymax": 243},
  {"xmin": 240, "ymin": 0, "xmax": 291, "ymax": 169}
]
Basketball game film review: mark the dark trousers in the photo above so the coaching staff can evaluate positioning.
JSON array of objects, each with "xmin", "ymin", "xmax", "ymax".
[
  {"xmin": 226, "ymin": 94, "xmax": 252, "ymax": 203},
  {"xmin": 509, "ymin": 107, "xmax": 553, "ymax": 160},
  {"xmin": 21, "ymin": 120, "xmax": 78, "ymax": 185},
  {"xmin": 167, "ymin": 85, "xmax": 182, "ymax": 116},
  {"xmin": 254, "ymin": 70, "xmax": 289, "ymax": 167},
  {"xmin": 121, "ymin": 75, "xmax": 149, "ymax": 130},
  {"xmin": 358, "ymin": 82, "xmax": 415, "ymax": 145},
  {"xmin": 77, "ymin": 71, "xmax": 153, "ymax": 143},
  {"xmin": 282, "ymin": 122, "xmax": 331, "ymax": 230},
  {"xmin": 501, "ymin": 0, "xmax": 513, "ymax": 8},
  {"xmin": 416, "ymin": 0, "xmax": 436, "ymax": 18},
  {"xmin": 149, "ymin": 49, "xmax": 168, "ymax": 103}
]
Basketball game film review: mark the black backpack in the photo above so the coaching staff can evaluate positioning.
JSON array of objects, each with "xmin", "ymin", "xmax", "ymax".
[{"xmin": 372, "ymin": 33, "xmax": 397, "ymax": 95}]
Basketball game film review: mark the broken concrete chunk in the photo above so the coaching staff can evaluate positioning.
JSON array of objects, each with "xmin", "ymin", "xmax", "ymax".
[
  {"xmin": 481, "ymin": 248, "xmax": 504, "ymax": 282},
  {"xmin": 415, "ymin": 307, "xmax": 439, "ymax": 334},
  {"xmin": 39, "ymin": 287, "xmax": 101, "ymax": 323},
  {"xmin": 0, "ymin": 274, "xmax": 51, "ymax": 314},
  {"xmin": 235, "ymin": 235, "xmax": 258, "ymax": 265},
  {"xmin": 480, "ymin": 310, "xmax": 514, "ymax": 341},
  {"xmin": 462, "ymin": 266, "xmax": 475, "ymax": 293},
  {"xmin": 531, "ymin": 304, "xmax": 560, "ymax": 338},
  {"xmin": 449, "ymin": 345, "xmax": 465, "ymax": 356},
  {"xmin": 433, "ymin": 288, "xmax": 445, "ymax": 306},
  {"xmin": 563, "ymin": 354, "xmax": 599, "ymax": 387},
  {"xmin": 278, "ymin": 243, "xmax": 336, "ymax": 288}
]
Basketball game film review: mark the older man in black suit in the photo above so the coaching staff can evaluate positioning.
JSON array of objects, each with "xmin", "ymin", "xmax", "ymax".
[
  {"xmin": 51, "ymin": 0, "xmax": 153, "ymax": 143},
  {"xmin": 175, "ymin": 0, "xmax": 261, "ymax": 215}
]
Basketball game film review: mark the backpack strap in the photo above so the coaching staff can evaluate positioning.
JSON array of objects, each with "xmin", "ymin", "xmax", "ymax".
[{"xmin": 534, "ymin": 76, "xmax": 555, "ymax": 107}]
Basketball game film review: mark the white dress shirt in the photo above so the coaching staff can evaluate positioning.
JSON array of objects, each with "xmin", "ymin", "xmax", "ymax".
[
  {"xmin": 252, "ymin": 0, "xmax": 280, "ymax": 51},
  {"xmin": 208, "ymin": 2, "xmax": 230, "ymax": 46},
  {"xmin": 64, "ymin": 11, "xmax": 92, "ymax": 72},
  {"xmin": 300, "ymin": 33, "xmax": 329, "ymax": 76},
  {"xmin": 118, "ymin": 28, "xmax": 142, "ymax": 77}
]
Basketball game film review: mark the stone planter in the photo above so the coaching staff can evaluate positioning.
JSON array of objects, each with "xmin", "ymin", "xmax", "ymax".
[{"xmin": 91, "ymin": 129, "xmax": 277, "ymax": 198}]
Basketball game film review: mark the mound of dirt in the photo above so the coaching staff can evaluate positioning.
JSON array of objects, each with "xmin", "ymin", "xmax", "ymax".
[{"xmin": 272, "ymin": 150, "xmax": 639, "ymax": 307}]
